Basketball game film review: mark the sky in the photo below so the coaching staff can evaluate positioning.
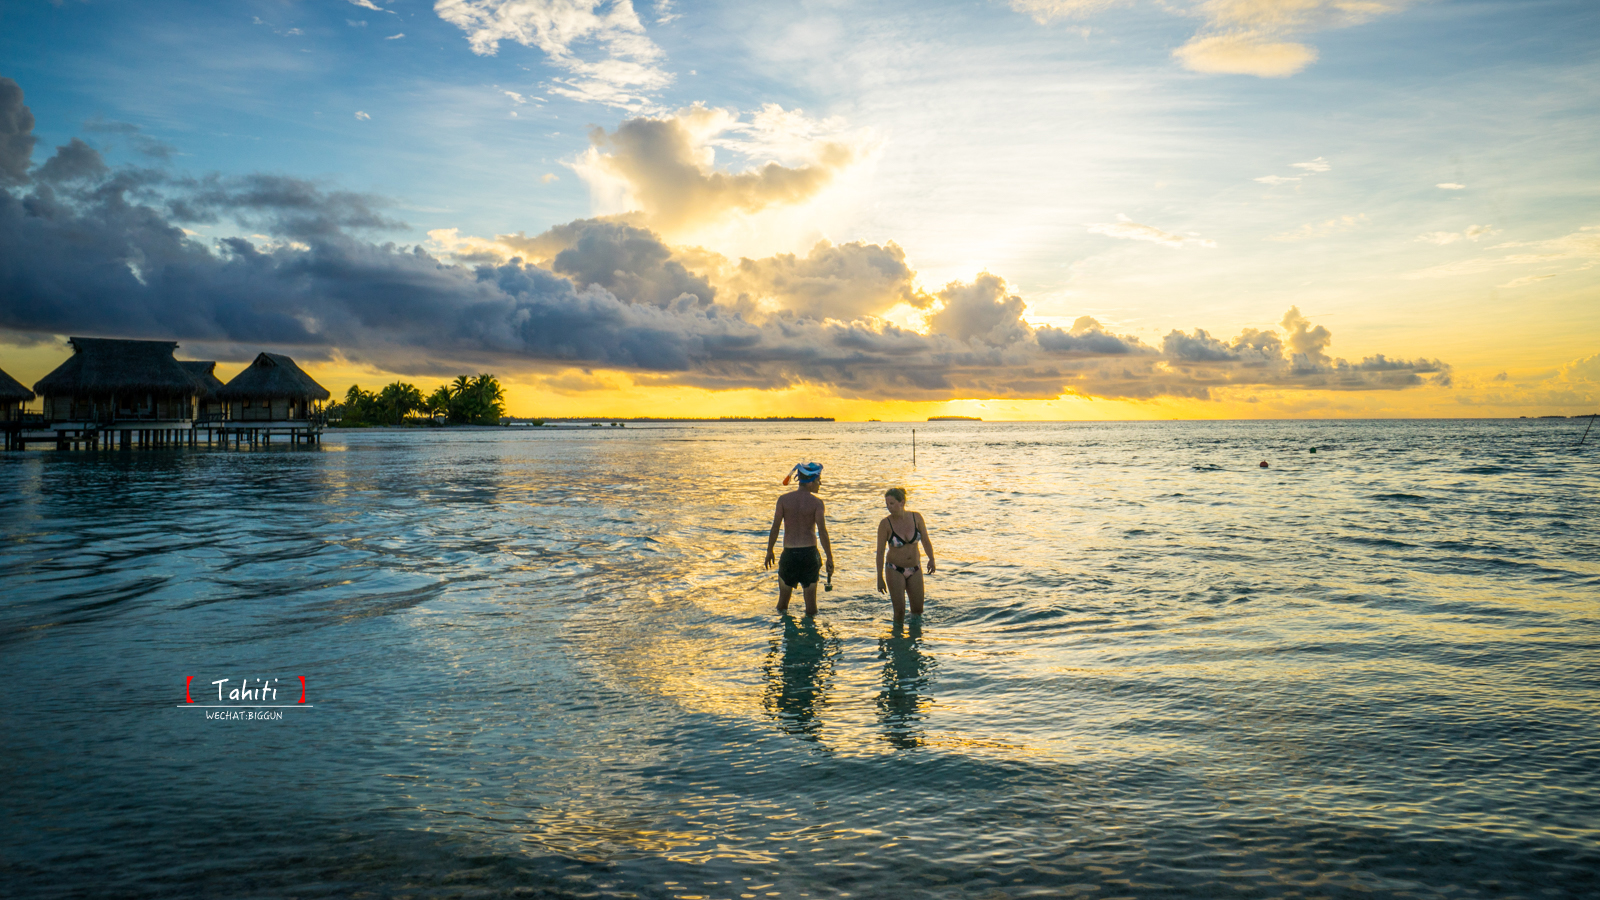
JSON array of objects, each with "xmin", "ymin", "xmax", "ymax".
[{"xmin": 1, "ymin": 0, "xmax": 1596, "ymax": 420}]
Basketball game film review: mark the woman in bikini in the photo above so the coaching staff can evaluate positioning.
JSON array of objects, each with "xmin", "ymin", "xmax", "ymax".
[{"xmin": 876, "ymin": 487, "xmax": 935, "ymax": 621}]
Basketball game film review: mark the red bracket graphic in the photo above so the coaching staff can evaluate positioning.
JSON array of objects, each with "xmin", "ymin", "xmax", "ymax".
[
  {"xmin": 298, "ymin": 676, "xmax": 307, "ymax": 704},
  {"xmin": 186, "ymin": 675, "xmax": 194, "ymax": 703}
]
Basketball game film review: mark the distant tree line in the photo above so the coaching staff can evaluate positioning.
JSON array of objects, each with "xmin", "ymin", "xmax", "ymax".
[{"xmin": 330, "ymin": 374, "xmax": 507, "ymax": 427}]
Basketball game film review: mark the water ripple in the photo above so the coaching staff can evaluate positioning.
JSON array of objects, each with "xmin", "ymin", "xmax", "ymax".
[{"xmin": 2, "ymin": 420, "xmax": 1597, "ymax": 898}]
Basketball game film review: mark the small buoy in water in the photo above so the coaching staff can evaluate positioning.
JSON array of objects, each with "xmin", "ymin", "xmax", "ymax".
[
  {"xmin": 1259, "ymin": 460, "xmax": 1269, "ymax": 468},
  {"xmin": 1310, "ymin": 447, "xmax": 1317, "ymax": 453}
]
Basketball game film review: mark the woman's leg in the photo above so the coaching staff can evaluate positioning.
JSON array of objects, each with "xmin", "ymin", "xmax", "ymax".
[
  {"xmin": 886, "ymin": 567, "xmax": 907, "ymax": 620},
  {"xmin": 906, "ymin": 569, "xmax": 925, "ymax": 617}
]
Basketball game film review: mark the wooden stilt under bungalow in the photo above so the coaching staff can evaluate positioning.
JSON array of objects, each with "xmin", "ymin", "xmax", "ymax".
[
  {"xmin": 1, "ymin": 366, "xmax": 37, "ymax": 451},
  {"xmin": 180, "ymin": 360, "xmax": 226, "ymax": 446},
  {"xmin": 216, "ymin": 352, "xmax": 331, "ymax": 446}
]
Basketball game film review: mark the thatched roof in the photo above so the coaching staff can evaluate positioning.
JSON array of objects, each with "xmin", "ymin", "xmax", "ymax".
[
  {"xmin": 217, "ymin": 352, "xmax": 331, "ymax": 401},
  {"xmin": 33, "ymin": 337, "xmax": 199, "ymax": 397},
  {"xmin": 0, "ymin": 365, "xmax": 34, "ymax": 402},
  {"xmin": 179, "ymin": 361, "xmax": 224, "ymax": 399}
]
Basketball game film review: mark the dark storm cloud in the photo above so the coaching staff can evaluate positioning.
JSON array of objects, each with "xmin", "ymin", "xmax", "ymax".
[
  {"xmin": 1155, "ymin": 309, "xmax": 1450, "ymax": 392},
  {"xmin": 0, "ymin": 179, "xmax": 763, "ymax": 372},
  {"xmin": 498, "ymin": 217, "xmax": 718, "ymax": 308},
  {"xmin": 34, "ymin": 138, "xmax": 108, "ymax": 184},
  {"xmin": 0, "ymin": 165, "xmax": 1451, "ymax": 398},
  {"xmin": 0, "ymin": 77, "xmax": 36, "ymax": 186},
  {"xmin": 1037, "ymin": 316, "xmax": 1148, "ymax": 356},
  {"xmin": 165, "ymin": 173, "xmax": 405, "ymax": 240},
  {"xmin": 0, "ymin": 80, "xmax": 1450, "ymax": 400}
]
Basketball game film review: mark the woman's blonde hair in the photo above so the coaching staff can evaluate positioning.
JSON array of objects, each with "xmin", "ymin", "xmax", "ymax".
[{"xmin": 884, "ymin": 487, "xmax": 907, "ymax": 503}]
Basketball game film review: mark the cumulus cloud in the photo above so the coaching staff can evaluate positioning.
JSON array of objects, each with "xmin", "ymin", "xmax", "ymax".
[
  {"xmin": 1087, "ymin": 214, "xmax": 1215, "ymax": 248},
  {"xmin": 348, "ymin": 0, "xmax": 396, "ymax": 14},
  {"xmin": 34, "ymin": 138, "xmax": 108, "ymax": 184},
  {"xmin": 574, "ymin": 105, "xmax": 863, "ymax": 235},
  {"xmin": 928, "ymin": 274, "xmax": 1030, "ymax": 346},
  {"xmin": 723, "ymin": 240, "xmax": 928, "ymax": 322},
  {"xmin": 433, "ymin": 0, "xmax": 670, "ymax": 108},
  {"xmin": 1291, "ymin": 157, "xmax": 1331, "ymax": 172},
  {"xmin": 0, "ymin": 81, "xmax": 1449, "ymax": 402},
  {"xmin": 1154, "ymin": 307, "xmax": 1448, "ymax": 392},
  {"xmin": 355, "ymin": 111, "xmax": 372, "ymax": 120},
  {"xmin": 1561, "ymin": 353, "xmax": 1600, "ymax": 384},
  {"xmin": 1436, "ymin": 182, "xmax": 1465, "ymax": 190},
  {"xmin": 497, "ymin": 217, "xmax": 717, "ymax": 307},
  {"xmin": 0, "ymin": 77, "xmax": 36, "ymax": 186}
]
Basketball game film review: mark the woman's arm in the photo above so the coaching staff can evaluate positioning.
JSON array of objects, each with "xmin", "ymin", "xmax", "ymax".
[
  {"xmin": 875, "ymin": 518, "xmax": 889, "ymax": 593},
  {"xmin": 916, "ymin": 512, "xmax": 935, "ymax": 574}
]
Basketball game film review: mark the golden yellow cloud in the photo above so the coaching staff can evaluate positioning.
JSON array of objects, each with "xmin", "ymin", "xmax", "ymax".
[{"xmin": 1173, "ymin": 32, "xmax": 1319, "ymax": 77}]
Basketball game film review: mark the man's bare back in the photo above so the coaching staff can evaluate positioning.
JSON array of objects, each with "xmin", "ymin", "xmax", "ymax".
[
  {"xmin": 776, "ymin": 490, "xmax": 826, "ymax": 547},
  {"xmin": 764, "ymin": 464, "xmax": 834, "ymax": 617}
]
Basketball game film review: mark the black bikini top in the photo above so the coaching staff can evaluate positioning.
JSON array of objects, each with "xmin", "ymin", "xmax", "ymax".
[{"xmin": 888, "ymin": 516, "xmax": 920, "ymax": 548}]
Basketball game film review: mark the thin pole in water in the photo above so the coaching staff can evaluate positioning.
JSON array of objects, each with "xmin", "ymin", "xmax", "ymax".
[
  {"xmin": 913, "ymin": 428, "xmax": 916, "ymax": 467},
  {"xmin": 1580, "ymin": 413, "xmax": 1596, "ymax": 448}
]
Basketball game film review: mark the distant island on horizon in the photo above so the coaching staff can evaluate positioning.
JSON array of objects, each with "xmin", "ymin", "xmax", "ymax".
[
  {"xmin": 928, "ymin": 415, "xmax": 982, "ymax": 421},
  {"xmin": 523, "ymin": 416, "xmax": 835, "ymax": 423}
]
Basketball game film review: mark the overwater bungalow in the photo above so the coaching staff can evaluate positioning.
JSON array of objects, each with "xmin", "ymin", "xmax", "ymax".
[
  {"xmin": 0, "ymin": 365, "xmax": 33, "ymax": 421},
  {"xmin": 179, "ymin": 360, "xmax": 225, "ymax": 422},
  {"xmin": 1, "ymin": 366, "xmax": 36, "ymax": 450},
  {"xmin": 216, "ymin": 352, "xmax": 330, "ymax": 422},
  {"xmin": 33, "ymin": 337, "xmax": 200, "ymax": 423}
]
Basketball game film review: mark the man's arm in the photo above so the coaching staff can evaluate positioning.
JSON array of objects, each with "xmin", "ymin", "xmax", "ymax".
[
  {"xmin": 764, "ymin": 498, "xmax": 783, "ymax": 569},
  {"xmin": 816, "ymin": 498, "xmax": 834, "ymax": 575}
]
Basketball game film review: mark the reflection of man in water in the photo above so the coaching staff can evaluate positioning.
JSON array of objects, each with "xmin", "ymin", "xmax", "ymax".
[
  {"xmin": 763, "ymin": 462, "xmax": 834, "ymax": 617},
  {"xmin": 763, "ymin": 616, "xmax": 837, "ymax": 741},
  {"xmin": 876, "ymin": 620, "xmax": 935, "ymax": 749}
]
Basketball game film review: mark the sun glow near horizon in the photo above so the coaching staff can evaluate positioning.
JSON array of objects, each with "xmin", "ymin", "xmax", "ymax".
[{"xmin": 0, "ymin": 1, "xmax": 1596, "ymax": 418}]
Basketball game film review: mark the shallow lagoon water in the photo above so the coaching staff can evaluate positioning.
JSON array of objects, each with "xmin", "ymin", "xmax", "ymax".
[{"xmin": 2, "ymin": 420, "xmax": 1597, "ymax": 898}]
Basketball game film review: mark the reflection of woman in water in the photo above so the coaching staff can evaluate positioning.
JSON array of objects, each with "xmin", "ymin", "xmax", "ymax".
[
  {"xmin": 876, "ymin": 487, "xmax": 936, "ymax": 621},
  {"xmin": 876, "ymin": 620, "xmax": 935, "ymax": 749}
]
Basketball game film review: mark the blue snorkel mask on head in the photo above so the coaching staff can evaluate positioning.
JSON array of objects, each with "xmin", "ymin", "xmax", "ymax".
[{"xmin": 783, "ymin": 461, "xmax": 823, "ymax": 485}]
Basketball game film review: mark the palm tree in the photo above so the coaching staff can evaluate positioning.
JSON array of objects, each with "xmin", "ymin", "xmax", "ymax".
[
  {"xmin": 425, "ymin": 385, "xmax": 452, "ymax": 419},
  {"xmin": 377, "ymin": 381, "xmax": 424, "ymax": 425}
]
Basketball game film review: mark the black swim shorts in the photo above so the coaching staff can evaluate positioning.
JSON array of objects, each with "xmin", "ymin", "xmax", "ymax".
[{"xmin": 778, "ymin": 546, "xmax": 822, "ymax": 587}]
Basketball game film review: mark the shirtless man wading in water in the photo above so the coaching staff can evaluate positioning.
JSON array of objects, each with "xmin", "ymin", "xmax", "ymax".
[{"xmin": 764, "ymin": 462, "xmax": 835, "ymax": 617}]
